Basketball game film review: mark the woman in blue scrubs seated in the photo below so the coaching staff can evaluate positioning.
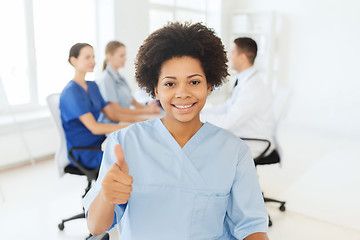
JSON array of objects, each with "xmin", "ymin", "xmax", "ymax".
[
  {"xmin": 83, "ymin": 23, "xmax": 269, "ymax": 239},
  {"xmin": 96, "ymin": 40, "xmax": 161, "ymax": 123},
  {"xmin": 60, "ymin": 43, "xmax": 137, "ymax": 169}
]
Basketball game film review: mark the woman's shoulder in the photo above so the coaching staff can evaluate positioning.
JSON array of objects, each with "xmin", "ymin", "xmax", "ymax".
[
  {"xmin": 60, "ymin": 81, "xmax": 87, "ymax": 108},
  {"xmin": 86, "ymin": 80, "xmax": 103, "ymax": 92},
  {"xmin": 86, "ymin": 80, "xmax": 99, "ymax": 87},
  {"xmin": 205, "ymin": 122, "xmax": 241, "ymax": 141},
  {"xmin": 97, "ymin": 69, "xmax": 112, "ymax": 83},
  {"xmin": 60, "ymin": 80, "xmax": 79, "ymax": 97},
  {"xmin": 204, "ymin": 122, "xmax": 249, "ymax": 154}
]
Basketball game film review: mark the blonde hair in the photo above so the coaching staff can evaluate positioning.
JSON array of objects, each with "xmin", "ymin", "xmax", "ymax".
[{"xmin": 102, "ymin": 41, "xmax": 125, "ymax": 71}]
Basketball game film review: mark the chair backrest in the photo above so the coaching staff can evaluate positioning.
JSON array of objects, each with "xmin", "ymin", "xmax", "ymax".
[
  {"xmin": 272, "ymin": 86, "xmax": 292, "ymax": 161},
  {"xmin": 46, "ymin": 93, "xmax": 69, "ymax": 177}
]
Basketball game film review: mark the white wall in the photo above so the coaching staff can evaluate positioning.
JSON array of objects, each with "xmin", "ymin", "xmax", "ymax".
[
  {"xmin": 94, "ymin": 0, "xmax": 116, "ymax": 75},
  {"xmin": 114, "ymin": 0, "xmax": 150, "ymax": 92},
  {"xmin": 0, "ymin": 118, "xmax": 58, "ymax": 170},
  {"xmin": 233, "ymin": 0, "xmax": 360, "ymax": 138}
]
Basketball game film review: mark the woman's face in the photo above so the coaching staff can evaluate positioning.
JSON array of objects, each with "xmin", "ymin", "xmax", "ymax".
[
  {"xmin": 155, "ymin": 56, "xmax": 211, "ymax": 125},
  {"xmin": 108, "ymin": 46, "xmax": 127, "ymax": 69},
  {"xmin": 72, "ymin": 46, "xmax": 95, "ymax": 73}
]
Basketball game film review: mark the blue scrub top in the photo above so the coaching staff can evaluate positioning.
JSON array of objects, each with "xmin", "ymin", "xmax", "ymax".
[
  {"xmin": 83, "ymin": 119, "xmax": 268, "ymax": 239},
  {"xmin": 96, "ymin": 65, "xmax": 133, "ymax": 123},
  {"xmin": 59, "ymin": 80, "xmax": 107, "ymax": 169}
]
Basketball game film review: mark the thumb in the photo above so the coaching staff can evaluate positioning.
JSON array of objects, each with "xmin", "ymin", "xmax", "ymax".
[{"xmin": 114, "ymin": 144, "xmax": 129, "ymax": 173}]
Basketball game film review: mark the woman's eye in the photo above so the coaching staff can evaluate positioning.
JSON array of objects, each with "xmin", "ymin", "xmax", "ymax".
[
  {"xmin": 165, "ymin": 82, "xmax": 174, "ymax": 87},
  {"xmin": 190, "ymin": 80, "xmax": 200, "ymax": 85}
]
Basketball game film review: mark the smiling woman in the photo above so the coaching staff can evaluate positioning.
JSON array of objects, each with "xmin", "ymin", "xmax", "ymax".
[
  {"xmin": 59, "ymin": 43, "xmax": 136, "ymax": 169},
  {"xmin": 83, "ymin": 22, "xmax": 269, "ymax": 240},
  {"xmin": 155, "ymin": 56, "xmax": 211, "ymax": 135}
]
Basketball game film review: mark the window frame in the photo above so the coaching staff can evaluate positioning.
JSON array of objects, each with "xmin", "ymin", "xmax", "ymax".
[{"xmin": 148, "ymin": 0, "xmax": 217, "ymax": 34}]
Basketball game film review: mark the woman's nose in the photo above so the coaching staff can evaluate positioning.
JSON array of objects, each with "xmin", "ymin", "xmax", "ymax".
[{"xmin": 175, "ymin": 83, "xmax": 191, "ymax": 98}]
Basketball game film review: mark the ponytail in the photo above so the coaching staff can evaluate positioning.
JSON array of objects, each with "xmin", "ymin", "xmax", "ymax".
[{"xmin": 102, "ymin": 60, "xmax": 107, "ymax": 71}]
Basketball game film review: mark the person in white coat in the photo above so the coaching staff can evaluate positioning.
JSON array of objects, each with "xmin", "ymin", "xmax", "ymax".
[{"xmin": 201, "ymin": 37, "xmax": 276, "ymax": 159}]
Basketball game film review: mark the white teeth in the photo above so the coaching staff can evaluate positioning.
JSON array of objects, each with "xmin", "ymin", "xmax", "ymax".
[{"xmin": 174, "ymin": 104, "xmax": 193, "ymax": 109}]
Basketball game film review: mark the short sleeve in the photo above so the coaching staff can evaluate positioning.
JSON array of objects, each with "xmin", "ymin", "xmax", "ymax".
[
  {"xmin": 82, "ymin": 131, "xmax": 127, "ymax": 224},
  {"xmin": 60, "ymin": 86, "xmax": 91, "ymax": 122},
  {"xmin": 97, "ymin": 73, "xmax": 119, "ymax": 103},
  {"xmin": 226, "ymin": 149, "xmax": 268, "ymax": 239}
]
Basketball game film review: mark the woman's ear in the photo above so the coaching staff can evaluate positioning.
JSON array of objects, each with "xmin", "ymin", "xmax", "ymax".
[
  {"xmin": 207, "ymin": 83, "xmax": 212, "ymax": 96},
  {"xmin": 105, "ymin": 52, "xmax": 112, "ymax": 61},
  {"xmin": 69, "ymin": 56, "xmax": 77, "ymax": 67},
  {"xmin": 154, "ymin": 87, "xmax": 159, "ymax": 100}
]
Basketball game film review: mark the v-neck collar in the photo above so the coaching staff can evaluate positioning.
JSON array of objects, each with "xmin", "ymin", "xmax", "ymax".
[
  {"xmin": 154, "ymin": 118, "xmax": 210, "ymax": 188},
  {"xmin": 154, "ymin": 118, "xmax": 210, "ymax": 153},
  {"xmin": 72, "ymin": 80, "xmax": 89, "ymax": 93}
]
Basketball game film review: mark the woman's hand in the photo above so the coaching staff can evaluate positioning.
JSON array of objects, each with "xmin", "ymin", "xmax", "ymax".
[
  {"xmin": 100, "ymin": 144, "xmax": 133, "ymax": 205},
  {"xmin": 145, "ymin": 101, "xmax": 162, "ymax": 114}
]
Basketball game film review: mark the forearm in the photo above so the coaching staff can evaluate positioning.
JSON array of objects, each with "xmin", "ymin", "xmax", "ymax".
[
  {"xmin": 90, "ymin": 122, "xmax": 125, "ymax": 135},
  {"xmin": 109, "ymin": 102, "xmax": 148, "ymax": 116},
  {"xmin": 87, "ymin": 191, "xmax": 116, "ymax": 236},
  {"xmin": 113, "ymin": 103, "xmax": 148, "ymax": 115},
  {"xmin": 113, "ymin": 112, "xmax": 145, "ymax": 123},
  {"xmin": 132, "ymin": 98, "xmax": 146, "ymax": 109},
  {"xmin": 244, "ymin": 232, "xmax": 269, "ymax": 240}
]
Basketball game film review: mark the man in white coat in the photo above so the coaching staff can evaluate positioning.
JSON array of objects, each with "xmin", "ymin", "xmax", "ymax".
[{"xmin": 201, "ymin": 37, "xmax": 276, "ymax": 159}]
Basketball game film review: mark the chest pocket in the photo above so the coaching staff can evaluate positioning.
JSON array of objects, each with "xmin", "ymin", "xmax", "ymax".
[{"xmin": 190, "ymin": 192, "xmax": 230, "ymax": 239}]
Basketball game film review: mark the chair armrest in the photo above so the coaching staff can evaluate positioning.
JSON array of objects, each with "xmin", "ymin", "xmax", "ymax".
[
  {"xmin": 68, "ymin": 146, "xmax": 102, "ymax": 181},
  {"xmin": 240, "ymin": 138, "xmax": 271, "ymax": 163}
]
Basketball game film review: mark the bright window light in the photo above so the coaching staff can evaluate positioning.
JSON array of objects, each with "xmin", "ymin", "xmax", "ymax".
[
  {"xmin": 0, "ymin": 0, "xmax": 30, "ymax": 106},
  {"xmin": 175, "ymin": 10, "xmax": 206, "ymax": 23},
  {"xmin": 149, "ymin": 9, "xmax": 174, "ymax": 33},
  {"xmin": 32, "ymin": 0, "xmax": 96, "ymax": 105},
  {"xmin": 150, "ymin": 0, "xmax": 175, "ymax": 6},
  {"xmin": 176, "ymin": 0, "xmax": 206, "ymax": 11}
]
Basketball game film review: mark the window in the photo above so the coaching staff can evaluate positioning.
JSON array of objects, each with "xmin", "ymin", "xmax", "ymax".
[
  {"xmin": 33, "ymin": 0, "xmax": 96, "ymax": 105},
  {"xmin": 0, "ymin": 0, "xmax": 97, "ymax": 111},
  {"xmin": 149, "ymin": 9, "xmax": 174, "ymax": 33},
  {"xmin": 0, "ymin": 0, "xmax": 30, "ymax": 107},
  {"xmin": 149, "ymin": 0, "xmax": 222, "ymax": 36}
]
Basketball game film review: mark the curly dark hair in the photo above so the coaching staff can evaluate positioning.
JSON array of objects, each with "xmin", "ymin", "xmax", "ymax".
[{"xmin": 135, "ymin": 22, "xmax": 229, "ymax": 98}]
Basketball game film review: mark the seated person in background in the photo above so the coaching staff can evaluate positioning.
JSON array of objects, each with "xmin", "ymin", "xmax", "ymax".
[
  {"xmin": 96, "ymin": 40, "xmax": 161, "ymax": 123},
  {"xmin": 201, "ymin": 37, "xmax": 276, "ymax": 159},
  {"xmin": 60, "ymin": 43, "xmax": 137, "ymax": 169},
  {"xmin": 84, "ymin": 22, "xmax": 269, "ymax": 240}
]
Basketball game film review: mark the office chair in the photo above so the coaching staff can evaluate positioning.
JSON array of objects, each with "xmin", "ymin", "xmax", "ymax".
[
  {"xmin": 242, "ymin": 86, "xmax": 292, "ymax": 227},
  {"xmin": 46, "ymin": 93, "xmax": 101, "ymax": 231}
]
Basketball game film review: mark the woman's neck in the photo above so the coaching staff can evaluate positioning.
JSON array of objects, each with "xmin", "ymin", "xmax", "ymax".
[
  {"xmin": 108, "ymin": 63, "xmax": 120, "ymax": 73},
  {"xmin": 73, "ymin": 71, "xmax": 87, "ymax": 90},
  {"xmin": 161, "ymin": 116, "xmax": 203, "ymax": 148}
]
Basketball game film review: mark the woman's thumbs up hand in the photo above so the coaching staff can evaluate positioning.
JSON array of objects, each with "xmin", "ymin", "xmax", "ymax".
[{"xmin": 100, "ymin": 144, "xmax": 133, "ymax": 205}]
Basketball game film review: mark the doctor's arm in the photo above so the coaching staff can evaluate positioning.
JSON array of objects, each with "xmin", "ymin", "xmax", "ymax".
[
  {"xmin": 87, "ymin": 144, "xmax": 132, "ymax": 236},
  {"xmin": 102, "ymin": 104, "xmax": 147, "ymax": 123},
  {"xmin": 132, "ymin": 98, "xmax": 145, "ymax": 109},
  {"xmin": 132, "ymin": 98, "xmax": 162, "ymax": 113},
  {"xmin": 244, "ymin": 232, "xmax": 269, "ymax": 240},
  {"xmin": 108, "ymin": 101, "xmax": 160, "ymax": 116},
  {"xmin": 79, "ymin": 112, "xmax": 128, "ymax": 135},
  {"xmin": 227, "ymin": 149, "xmax": 269, "ymax": 239}
]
